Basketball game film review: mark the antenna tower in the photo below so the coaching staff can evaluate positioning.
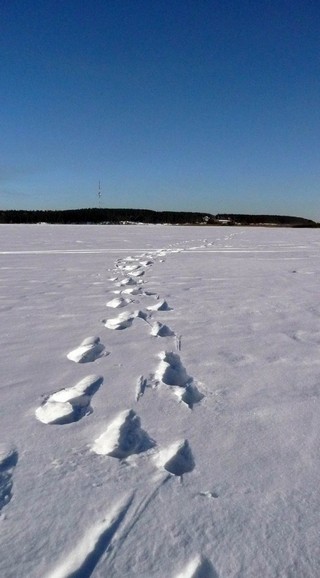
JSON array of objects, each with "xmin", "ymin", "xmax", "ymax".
[{"xmin": 98, "ymin": 180, "xmax": 102, "ymax": 208}]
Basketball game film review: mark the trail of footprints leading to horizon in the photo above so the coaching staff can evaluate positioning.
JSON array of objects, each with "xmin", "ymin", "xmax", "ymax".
[{"xmin": 7, "ymin": 237, "xmax": 226, "ymax": 577}]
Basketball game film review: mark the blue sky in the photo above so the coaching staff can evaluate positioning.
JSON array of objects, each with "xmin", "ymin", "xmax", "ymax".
[{"xmin": 1, "ymin": 0, "xmax": 320, "ymax": 219}]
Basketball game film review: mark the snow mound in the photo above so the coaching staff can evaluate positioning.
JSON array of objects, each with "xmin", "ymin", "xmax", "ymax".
[
  {"xmin": 36, "ymin": 400, "xmax": 75, "ymax": 425},
  {"xmin": 119, "ymin": 263, "xmax": 140, "ymax": 271},
  {"xmin": 140, "ymin": 259, "xmax": 153, "ymax": 266},
  {"xmin": 155, "ymin": 352, "xmax": 204, "ymax": 408},
  {"xmin": 35, "ymin": 375, "xmax": 103, "ymax": 425},
  {"xmin": 130, "ymin": 269, "xmax": 145, "ymax": 277},
  {"xmin": 147, "ymin": 299, "xmax": 172, "ymax": 312},
  {"xmin": 156, "ymin": 351, "xmax": 191, "ymax": 386},
  {"xmin": 175, "ymin": 555, "xmax": 218, "ymax": 578},
  {"xmin": 92, "ymin": 409, "xmax": 156, "ymax": 458},
  {"xmin": 67, "ymin": 336, "xmax": 106, "ymax": 363},
  {"xmin": 104, "ymin": 310, "xmax": 148, "ymax": 330},
  {"xmin": 121, "ymin": 287, "xmax": 142, "ymax": 295},
  {"xmin": 150, "ymin": 321, "xmax": 175, "ymax": 337},
  {"xmin": 119, "ymin": 277, "xmax": 137, "ymax": 286},
  {"xmin": 175, "ymin": 383, "xmax": 204, "ymax": 409},
  {"xmin": 103, "ymin": 311, "xmax": 136, "ymax": 330},
  {"xmin": 154, "ymin": 439, "xmax": 195, "ymax": 476},
  {"xmin": 106, "ymin": 297, "xmax": 131, "ymax": 308}
]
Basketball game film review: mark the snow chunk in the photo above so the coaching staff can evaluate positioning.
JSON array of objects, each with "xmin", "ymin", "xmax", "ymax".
[
  {"xmin": 104, "ymin": 310, "xmax": 148, "ymax": 330},
  {"xmin": 119, "ymin": 277, "xmax": 137, "ymax": 286},
  {"xmin": 121, "ymin": 287, "xmax": 142, "ymax": 295},
  {"xmin": 35, "ymin": 375, "xmax": 103, "ymax": 425},
  {"xmin": 106, "ymin": 297, "xmax": 131, "ymax": 308},
  {"xmin": 67, "ymin": 336, "xmax": 106, "ymax": 363},
  {"xmin": 154, "ymin": 439, "xmax": 195, "ymax": 476},
  {"xmin": 147, "ymin": 299, "xmax": 172, "ymax": 312},
  {"xmin": 92, "ymin": 409, "xmax": 155, "ymax": 459},
  {"xmin": 156, "ymin": 351, "xmax": 191, "ymax": 386},
  {"xmin": 150, "ymin": 321, "xmax": 175, "ymax": 337}
]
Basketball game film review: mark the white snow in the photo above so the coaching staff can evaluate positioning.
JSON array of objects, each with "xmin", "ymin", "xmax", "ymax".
[
  {"xmin": 67, "ymin": 336, "xmax": 106, "ymax": 363},
  {"xmin": 153, "ymin": 439, "xmax": 195, "ymax": 476},
  {"xmin": 106, "ymin": 297, "xmax": 132, "ymax": 308},
  {"xmin": 92, "ymin": 409, "xmax": 155, "ymax": 458},
  {"xmin": 35, "ymin": 375, "xmax": 103, "ymax": 425},
  {"xmin": 147, "ymin": 298, "xmax": 172, "ymax": 311},
  {"xmin": 1, "ymin": 223, "xmax": 320, "ymax": 577}
]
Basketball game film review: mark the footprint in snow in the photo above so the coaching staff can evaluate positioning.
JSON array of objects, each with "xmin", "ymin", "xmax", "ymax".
[
  {"xmin": 35, "ymin": 375, "xmax": 103, "ymax": 425},
  {"xmin": 139, "ymin": 259, "xmax": 153, "ymax": 267},
  {"xmin": 0, "ymin": 445, "xmax": 18, "ymax": 511},
  {"xmin": 199, "ymin": 490, "xmax": 219, "ymax": 499},
  {"xmin": 147, "ymin": 299, "xmax": 172, "ymax": 312},
  {"xmin": 155, "ymin": 351, "xmax": 204, "ymax": 409},
  {"xmin": 120, "ymin": 287, "xmax": 157, "ymax": 298},
  {"xmin": 154, "ymin": 439, "xmax": 195, "ymax": 477},
  {"xmin": 136, "ymin": 372, "xmax": 166, "ymax": 400},
  {"xmin": 123, "ymin": 256, "xmax": 137, "ymax": 262},
  {"xmin": 67, "ymin": 336, "xmax": 107, "ymax": 363},
  {"xmin": 117, "ymin": 277, "xmax": 137, "ymax": 287},
  {"xmin": 106, "ymin": 297, "xmax": 132, "ymax": 308},
  {"xmin": 92, "ymin": 409, "xmax": 156, "ymax": 458},
  {"xmin": 150, "ymin": 321, "xmax": 175, "ymax": 337},
  {"xmin": 121, "ymin": 287, "xmax": 143, "ymax": 296},
  {"xmin": 135, "ymin": 375, "xmax": 149, "ymax": 401},
  {"xmin": 130, "ymin": 269, "xmax": 145, "ymax": 277},
  {"xmin": 175, "ymin": 555, "xmax": 219, "ymax": 578},
  {"xmin": 103, "ymin": 310, "xmax": 148, "ymax": 330},
  {"xmin": 117, "ymin": 263, "xmax": 141, "ymax": 272},
  {"xmin": 155, "ymin": 351, "xmax": 190, "ymax": 386}
]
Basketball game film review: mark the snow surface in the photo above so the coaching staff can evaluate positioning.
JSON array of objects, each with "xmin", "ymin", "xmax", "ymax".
[{"xmin": 1, "ymin": 224, "xmax": 320, "ymax": 577}]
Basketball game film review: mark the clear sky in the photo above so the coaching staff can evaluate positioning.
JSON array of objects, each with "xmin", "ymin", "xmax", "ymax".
[{"xmin": 1, "ymin": 0, "xmax": 320, "ymax": 219}]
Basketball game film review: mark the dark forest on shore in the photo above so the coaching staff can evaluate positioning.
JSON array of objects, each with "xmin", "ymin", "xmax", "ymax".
[{"xmin": 0, "ymin": 208, "xmax": 318, "ymax": 227}]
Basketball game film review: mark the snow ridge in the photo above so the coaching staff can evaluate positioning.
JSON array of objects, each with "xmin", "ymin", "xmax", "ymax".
[
  {"xmin": 0, "ymin": 444, "xmax": 18, "ymax": 512},
  {"xmin": 46, "ymin": 494, "xmax": 134, "ymax": 578}
]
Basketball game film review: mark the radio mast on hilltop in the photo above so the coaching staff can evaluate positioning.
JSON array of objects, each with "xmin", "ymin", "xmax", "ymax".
[{"xmin": 98, "ymin": 180, "xmax": 102, "ymax": 208}]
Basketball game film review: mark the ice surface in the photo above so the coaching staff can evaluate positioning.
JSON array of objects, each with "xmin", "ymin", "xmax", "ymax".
[{"xmin": 1, "ymin": 224, "xmax": 320, "ymax": 577}]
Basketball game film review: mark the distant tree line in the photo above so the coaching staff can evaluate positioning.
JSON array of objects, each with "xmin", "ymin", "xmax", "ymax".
[
  {"xmin": 0, "ymin": 208, "xmax": 207, "ymax": 225},
  {"xmin": 0, "ymin": 208, "xmax": 318, "ymax": 227},
  {"xmin": 216, "ymin": 214, "xmax": 318, "ymax": 227}
]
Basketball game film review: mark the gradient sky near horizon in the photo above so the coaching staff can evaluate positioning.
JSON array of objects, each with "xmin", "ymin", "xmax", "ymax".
[{"xmin": 1, "ymin": 0, "xmax": 320, "ymax": 219}]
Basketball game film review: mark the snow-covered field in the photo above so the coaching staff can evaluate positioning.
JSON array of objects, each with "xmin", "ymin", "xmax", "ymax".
[{"xmin": 1, "ymin": 224, "xmax": 320, "ymax": 578}]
